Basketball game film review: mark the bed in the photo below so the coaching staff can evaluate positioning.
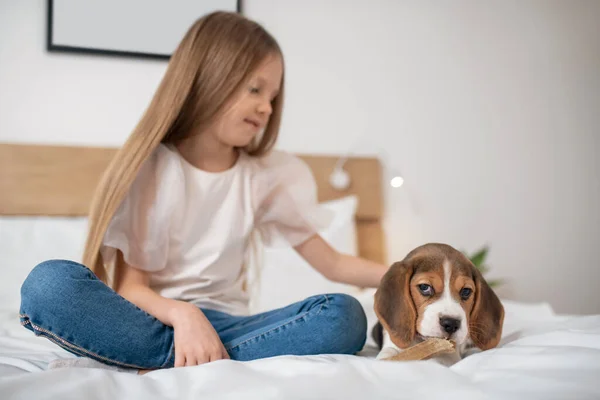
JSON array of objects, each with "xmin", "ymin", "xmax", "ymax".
[{"xmin": 1, "ymin": 142, "xmax": 599, "ymax": 400}]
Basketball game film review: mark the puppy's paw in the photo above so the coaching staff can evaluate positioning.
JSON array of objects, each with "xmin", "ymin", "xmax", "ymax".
[
  {"xmin": 431, "ymin": 350, "xmax": 462, "ymax": 367},
  {"xmin": 376, "ymin": 346, "xmax": 400, "ymax": 360}
]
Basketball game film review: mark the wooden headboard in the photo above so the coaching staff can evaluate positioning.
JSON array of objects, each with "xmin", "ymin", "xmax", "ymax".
[{"xmin": 0, "ymin": 143, "xmax": 386, "ymax": 264}]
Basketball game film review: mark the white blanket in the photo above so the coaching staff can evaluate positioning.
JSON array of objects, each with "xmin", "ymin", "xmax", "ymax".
[{"xmin": 1, "ymin": 297, "xmax": 599, "ymax": 400}]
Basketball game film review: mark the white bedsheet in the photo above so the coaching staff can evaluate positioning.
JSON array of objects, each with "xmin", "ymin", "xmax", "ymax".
[{"xmin": 1, "ymin": 298, "xmax": 599, "ymax": 400}]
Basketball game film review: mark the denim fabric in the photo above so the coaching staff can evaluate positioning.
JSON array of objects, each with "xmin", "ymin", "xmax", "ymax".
[{"xmin": 19, "ymin": 260, "xmax": 367, "ymax": 370}]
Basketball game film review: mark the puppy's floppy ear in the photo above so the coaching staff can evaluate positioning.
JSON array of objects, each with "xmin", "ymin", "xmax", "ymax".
[
  {"xmin": 374, "ymin": 261, "xmax": 416, "ymax": 349},
  {"xmin": 469, "ymin": 267, "xmax": 505, "ymax": 350}
]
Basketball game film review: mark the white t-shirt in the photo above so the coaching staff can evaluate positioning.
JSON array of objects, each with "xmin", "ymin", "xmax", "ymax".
[{"xmin": 100, "ymin": 144, "xmax": 332, "ymax": 316}]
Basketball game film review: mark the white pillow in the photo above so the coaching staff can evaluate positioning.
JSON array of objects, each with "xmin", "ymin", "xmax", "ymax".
[
  {"xmin": 0, "ymin": 216, "xmax": 88, "ymax": 312},
  {"xmin": 253, "ymin": 195, "xmax": 361, "ymax": 313},
  {"xmin": 0, "ymin": 196, "xmax": 361, "ymax": 316}
]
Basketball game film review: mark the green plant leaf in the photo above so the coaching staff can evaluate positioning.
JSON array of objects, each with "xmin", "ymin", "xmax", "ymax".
[
  {"xmin": 462, "ymin": 245, "xmax": 503, "ymax": 288},
  {"xmin": 469, "ymin": 246, "xmax": 489, "ymax": 267}
]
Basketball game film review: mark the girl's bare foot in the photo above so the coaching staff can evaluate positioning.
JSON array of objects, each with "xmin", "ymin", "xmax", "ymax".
[{"xmin": 137, "ymin": 369, "xmax": 153, "ymax": 375}]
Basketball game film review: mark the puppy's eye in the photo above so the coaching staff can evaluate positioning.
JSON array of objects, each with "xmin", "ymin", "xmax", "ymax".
[
  {"xmin": 418, "ymin": 284, "xmax": 434, "ymax": 296},
  {"xmin": 460, "ymin": 288, "xmax": 472, "ymax": 300}
]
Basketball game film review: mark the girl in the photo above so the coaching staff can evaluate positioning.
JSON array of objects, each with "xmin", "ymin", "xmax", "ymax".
[{"xmin": 19, "ymin": 11, "xmax": 388, "ymax": 373}]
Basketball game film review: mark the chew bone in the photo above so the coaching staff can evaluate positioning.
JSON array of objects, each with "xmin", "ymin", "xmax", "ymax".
[{"xmin": 383, "ymin": 338, "xmax": 456, "ymax": 361}]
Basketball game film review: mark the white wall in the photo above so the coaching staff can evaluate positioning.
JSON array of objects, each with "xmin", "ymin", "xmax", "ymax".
[{"xmin": 1, "ymin": 0, "xmax": 599, "ymax": 314}]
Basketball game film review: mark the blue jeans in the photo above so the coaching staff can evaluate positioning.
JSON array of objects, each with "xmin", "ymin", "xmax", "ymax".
[{"xmin": 19, "ymin": 260, "xmax": 367, "ymax": 370}]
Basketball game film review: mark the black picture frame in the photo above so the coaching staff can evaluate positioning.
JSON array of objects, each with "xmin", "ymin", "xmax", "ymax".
[{"xmin": 46, "ymin": 0, "xmax": 243, "ymax": 61}]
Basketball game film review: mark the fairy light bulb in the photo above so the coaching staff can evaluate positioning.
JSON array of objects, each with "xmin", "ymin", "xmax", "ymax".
[{"xmin": 390, "ymin": 176, "xmax": 404, "ymax": 188}]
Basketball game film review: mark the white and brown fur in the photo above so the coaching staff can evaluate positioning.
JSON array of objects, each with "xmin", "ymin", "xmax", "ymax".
[{"xmin": 372, "ymin": 243, "xmax": 504, "ymax": 366}]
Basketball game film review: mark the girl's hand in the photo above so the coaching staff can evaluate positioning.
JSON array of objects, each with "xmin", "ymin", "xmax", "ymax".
[{"xmin": 168, "ymin": 302, "xmax": 230, "ymax": 367}]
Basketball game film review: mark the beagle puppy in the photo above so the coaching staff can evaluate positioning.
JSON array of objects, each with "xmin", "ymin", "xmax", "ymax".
[{"xmin": 372, "ymin": 243, "xmax": 504, "ymax": 366}]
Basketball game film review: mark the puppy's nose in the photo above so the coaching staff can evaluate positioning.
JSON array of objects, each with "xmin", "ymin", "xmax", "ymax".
[{"xmin": 439, "ymin": 317, "xmax": 460, "ymax": 334}]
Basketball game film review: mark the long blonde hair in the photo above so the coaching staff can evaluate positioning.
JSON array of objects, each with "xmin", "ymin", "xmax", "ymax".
[{"xmin": 82, "ymin": 11, "xmax": 284, "ymax": 284}]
